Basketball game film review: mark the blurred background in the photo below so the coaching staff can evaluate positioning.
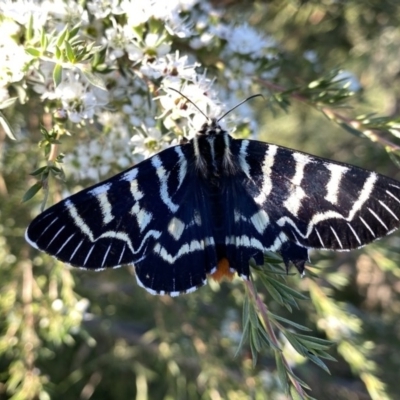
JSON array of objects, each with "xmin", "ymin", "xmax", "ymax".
[{"xmin": 2, "ymin": 1, "xmax": 400, "ymax": 399}]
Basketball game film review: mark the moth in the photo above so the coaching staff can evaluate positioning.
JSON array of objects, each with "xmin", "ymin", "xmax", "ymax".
[{"xmin": 26, "ymin": 99, "xmax": 400, "ymax": 296}]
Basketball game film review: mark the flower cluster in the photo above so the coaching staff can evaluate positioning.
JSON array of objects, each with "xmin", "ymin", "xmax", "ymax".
[{"xmin": 0, "ymin": 0, "xmax": 280, "ymax": 182}]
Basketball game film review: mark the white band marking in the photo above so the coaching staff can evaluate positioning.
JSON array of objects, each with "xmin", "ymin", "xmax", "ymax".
[{"xmin": 325, "ymin": 164, "xmax": 349, "ymax": 204}]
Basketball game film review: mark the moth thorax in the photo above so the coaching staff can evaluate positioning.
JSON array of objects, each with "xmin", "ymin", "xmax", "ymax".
[{"xmin": 194, "ymin": 129, "xmax": 236, "ymax": 181}]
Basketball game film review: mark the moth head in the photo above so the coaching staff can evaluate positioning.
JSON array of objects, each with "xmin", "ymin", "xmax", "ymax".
[{"xmin": 198, "ymin": 118, "xmax": 225, "ymax": 136}]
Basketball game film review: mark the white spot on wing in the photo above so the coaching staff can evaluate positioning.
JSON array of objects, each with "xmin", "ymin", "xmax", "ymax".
[
  {"xmin": 250, "ymin": 210, "xmax": 270, "ymax": 234},
  {"xmin": 255, "ymin": 145, "xmax": 278, "ymax": 205},
  {"xmin": 378, "ymin": 200, "xmax": 399, "ymax": 221},
  {"xmin": 315, "ymin": 227, "xmax": 325, "ymax": 247},
  {"xmin": 292, "ymin": 153, "xmax": 311, "ymax": 184},
  {"xmin": 367, "ymin": 207, "xmax": 388, "ymax": 229},
  {"xmin": 329, "ymin": 226, "xmax": 343, "ymax": 248},
  {"xmin": 347, "ymin": 222, "xmax": 361, "ymax": 245},
  {"xmin": 276, "ymin": 173, "xmax": 379, "ymax": 244},
  {"xmin": 174, "ymin": 146, "xmax": 187, "ymax": 189},
  {"xmin": 70, "ymin": 240, "xmax": 84, "ymax": 262},
  {"xmin": 129, "ymin": 179, "xmax": 144, "ymax": 201},
  {"xmin": 121, "ymin": 168, "xmax": 138, "ymax": 182},
  {"xmin": 348, "ymin": 173, "xmax": 377, "ymax": 220},
  {"xmin": 152, "ymin": 155, "xmax": 179, "ymax": 213},
  {"xmin": 386, "ymin": 190, "xmax": 400, "ymax": 204},
  {"xmin": 325, "ymin": 164, "xmax": 349, "ymax": 204},
  {"xmin": 359, "ymin": 216, "xmax": 376, "ymax": 237},
  {"xmin": 118, "ymin": 244, "xmax": 126, "ymax": 265},
  {"xmin": 47, "ymin": 226, "xmax": 65, "ymax": 247},
  {"xmin": 153, "ymin": 237, "xmax": 215, "ymax": 264},
  {"xmin": 269, "ymin": 232, "xmax": 288, "ymax": 252},
  {"xmin": 35, "ymin": 216, "xmax": 59, "ymax": 242},
  {"xmin": 283, "ymin": 153, "xmax": 310, "ymax": 216},
  {"xmin": 130, "ymin": 203, "xmax": 152, "ymax": 232},
  {"xmin": 225, "ymin": 235, "xmax": 265, "ymax": 251},
  {"xmin": 222, "ymin": 133, "xmax": 234, "ymax": 171},
  {"xmin": 65, "ymin": 200, "xmax": 95, "ymax": 242},
  {"xmin": 90, "ymin": 188, "xmax": 114, "ymax": 225},
  {"xmin": 89, "ymin": 183, "xmax": 112, "ymax": 196},
  {"xmin": 239, "ymin": 140, "xmax": 250, "ymax": 178},
  {"xmin": 193, "ymin": 210, "xmax": 202, "ymax": 226},
  {"xmin": 56, "ymin": 233, "xmax": 76, "ymax": 255},
  {"xmin": 168, "ymin": 217, "xmax": 185, "ymax": 240},
  {"xmin": 84, "ymin": 244, "xmax": 95, "ymax": 266},
  {"xmin": 102, "ymin": 244, "xmax": 112, "ymax": 267},
  {"xmin": 284, "ymin": 186, "xmax": 307, "ymax": 216}
]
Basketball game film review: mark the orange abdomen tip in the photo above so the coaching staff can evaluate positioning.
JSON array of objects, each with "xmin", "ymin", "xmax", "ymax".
[{"xmin": 209, "ymin": 258, "xmax": 235, "ymax": 282}]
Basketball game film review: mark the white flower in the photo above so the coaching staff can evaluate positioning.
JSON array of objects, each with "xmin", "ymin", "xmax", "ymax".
[
  {"xmin": 0, "ymin": 0, "xmax": 49, "ymax": 28},
  {"xmin": 225, "ymin": 23, "xmax": 276, "ymax": 59},
  {"xmin": 131, "ymin": 126, "xmax": 165, "ymax": 161},
  {"xmin": 0, "ymin": 37, "xmax": 32, "ymax": 87},
  {"xmin": 190, "ymin": 32, "xmax": 214, "ymax": 49},
  {"xmin": 87, "ymin": 0, "xmax": 123, "ymax": 19},
  {"xmin": 48, "ymin": 0, "xmax": 89, "ymax": 28},
  {"xmin": 126, "ymin": 33, "xmax": 171, "ymax": 62},
  {"xmin": 140, "ymin": 51, "xmax": 198, "ymax": 81},
  {"xmin": 105, "ymin": 24, "xmax": 135, "ymax": 60},
  {"xmin": 121, "ymin": 0, "xmax": 155, "ymax": 27},
  {"xmin": 29, "ymin": 61, "xmax": 57, "ymax": 99},
  {"xmin": 158, "ymin": 80, "xmax": 220, "ymax": 134},
  {"xmin": 122, "ymin": 94, "xmax": 156, "ymax": 127},
  {"xmin": 54, "ymin": 73, "xmax": 108, "ymax": 123},
  {"xmin": 64, "ymin": 110, "xmax": 134, "ymax": 182},
  {"xmin": 164, "ymin": 11, "xmax": 194, "ymax": 38}
]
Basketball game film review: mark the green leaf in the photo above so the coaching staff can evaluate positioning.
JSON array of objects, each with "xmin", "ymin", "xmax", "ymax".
[
  {"xmin": 268, "ymin": 312, "xmax": 312, "ymax": 332},
  {"xmin": 30, "ymin": 166, "xmax": 48, "ymax": 176},
  {"xmin": 248, "ymin": 299, "xmax": 259, "ymax": 327},
  {"xmin": 267, "ymin": 277, "xmax": 308, "ymax": 300},
  {"xmin": 250, "ymin": 325, "xmax": 261, "ymax": 352},
  {"xmin": 285, "ymin": 368, "xmax": 311, "ymax": 390},
  {"xmin": 78, "ymin": 66, "xmax": 107, "ymax": 90},
  {"xmin": 235, "ymin": 319, "xmax": 250, "ymax": 357},
  {"xmin": 26, "ymin": 13, "xmax": 34, "ymax": 41},
  {"xmin": 257, "ymin": 323, "xmax": 280, "ymax": 350},
  {"xmin": 285, "ymin": 331, "xmax": 308, "ymax": 356},
  {"xmin": 306, "ymin": 353, "xmax": 331, "ymax": 374},
  {"xmin": 25, "ymin": 47, "xmax": 41, "ymax": 57},
  {"xmin": 40, "ymin": 29, "xmax": 48, "ymax": 50},
  {"xmin": 22, "ymin": 182, "xmax": 43, "ymax": 202},
  {"xmin": 295, "ymin": 333, "xmax": 335, "ymax": 348},
  {"xmin": 259, "ymin": 276, "xmax": 284, "ymax": 305},
  {"xmin": 65, "ymin": 41, "xmax": 75, "ymax": 63},
  {"xmin": 53, "ymin": 64, "xmax": 62, "ymax": 87},
  {"xmin": 337, "ymin": 121, "xmax": 365, "ymax": 138},
  {"xmin": 69, "ymin": 23, "xmax": 81, "ymax": 39},
  {"xmin": 0, "ymin": 111, "xmax": 17, "ymax": 140},
  {"xmin": 275, "ymin": 351, "xmax": 289, "ymax": 394},
  {"xmin": 56, "ymin": 24, "xmax": 69, "ymax": 47},
  {"xmin": 55, "ymin": 45, "xmax": 61, "ymax": 59}
]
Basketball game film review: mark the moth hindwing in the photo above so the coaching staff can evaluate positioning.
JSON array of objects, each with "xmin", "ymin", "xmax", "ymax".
[{"xmin": 26, "ymin": 118, "xmax": 400, "ymax": 296}]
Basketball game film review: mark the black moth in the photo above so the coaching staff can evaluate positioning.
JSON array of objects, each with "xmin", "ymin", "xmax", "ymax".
[{"xmin": 26, "ymin": 101, "xmax": 400, "ymax": 296}]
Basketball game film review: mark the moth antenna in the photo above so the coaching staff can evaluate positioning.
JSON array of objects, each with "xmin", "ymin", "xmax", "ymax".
[
  {"xmin": 168, "ymin": 87, "xmax": 210, "ymax": 121},
  {"xmin": 218, "ymin": 94, "xmax": 264, "ymax": 122}
]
